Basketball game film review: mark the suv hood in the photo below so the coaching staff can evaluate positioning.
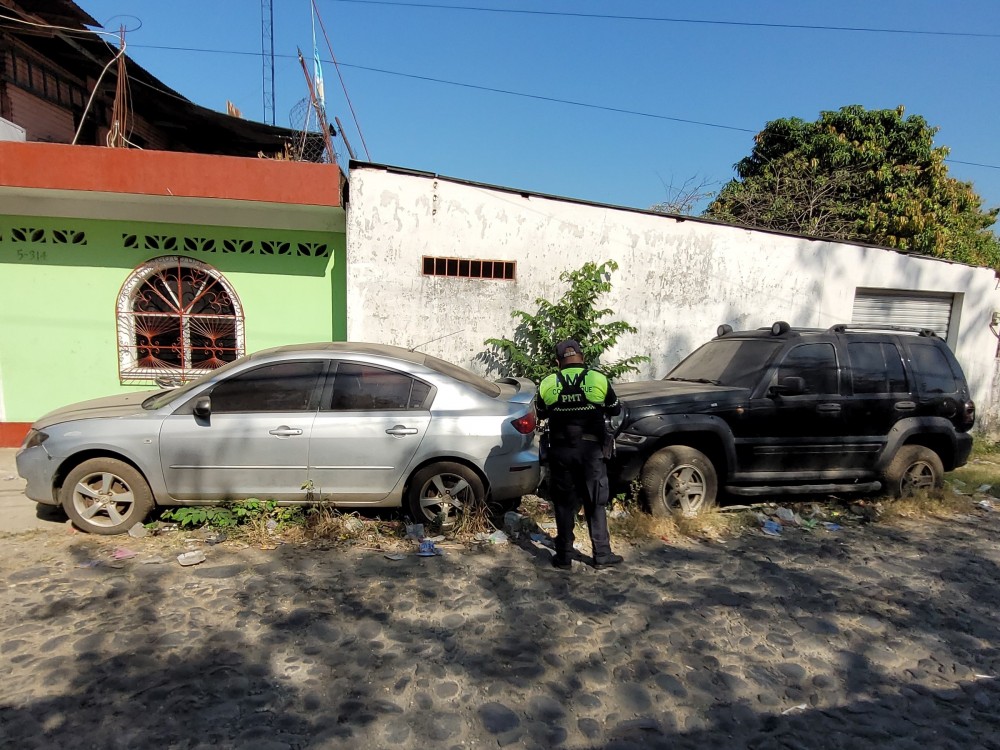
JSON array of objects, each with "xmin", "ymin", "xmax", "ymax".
[
  {"xmin": 33, "ymin": 390, "xmax": 162, "ymax": 430},
  {"xmin": 616, "ymin": 380, "xmax": 748, "ymax": 417}
]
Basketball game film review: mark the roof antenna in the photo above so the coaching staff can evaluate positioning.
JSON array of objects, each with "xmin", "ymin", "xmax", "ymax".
[{"xmin": 409, "ymin": 330, "xmax": 464, "ymax": 352}]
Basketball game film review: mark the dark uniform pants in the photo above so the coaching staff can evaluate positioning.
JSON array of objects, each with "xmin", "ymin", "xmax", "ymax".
[{"xmin": 548, "ymin": 439, "xmax": 613, "ymax": 558}]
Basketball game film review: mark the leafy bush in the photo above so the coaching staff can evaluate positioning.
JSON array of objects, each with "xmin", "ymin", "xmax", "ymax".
[{"xmin": 480, "ymin": 259, "xmax": 647, "ymax": 383}]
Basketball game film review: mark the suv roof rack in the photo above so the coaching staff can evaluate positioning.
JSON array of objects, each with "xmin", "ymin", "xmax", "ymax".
[{"xmin": 828, "ymin": 323, "xmax": 938, "ymax": 337}]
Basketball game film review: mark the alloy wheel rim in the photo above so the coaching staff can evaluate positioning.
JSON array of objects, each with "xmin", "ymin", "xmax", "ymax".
[
  {"xmin": 664, "ymin": 463, "xmax": 706, "ymax": 517},
  {"xmin": 72, "ymin": 471, "xmax": 136, "ymax": 527},
  {"xmin": 901, "ymin": 461, "xmax": 935, "ymax": 493},
  {"xmin": 418, "ymin": 472, "xmax": 473, "ymax": 525}
]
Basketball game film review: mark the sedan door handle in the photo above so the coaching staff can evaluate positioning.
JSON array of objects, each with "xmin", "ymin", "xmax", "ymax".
[
  {"xmin": 816, "ymin": 403, "xmax": 841, "ymax": 414},
  {"xmin": 894, "ymin": 401, "xmax": 917, "ymax": 411},
  {"xmin": 269, "ymin": 426, "xmax": 303, "ymax": 437},
  {"xmin": 385, "ymin": 425, "xmax": 419, "ymax": 436}
]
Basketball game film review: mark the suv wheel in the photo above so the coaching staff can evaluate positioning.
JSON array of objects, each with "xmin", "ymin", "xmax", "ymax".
[
  {"xmin": 641, "ymin": 446, "xmax": 718, "ymax": 517},
  {"xmin": 883, "ymin": 445, "xmax": 944, "ymax": 498}
]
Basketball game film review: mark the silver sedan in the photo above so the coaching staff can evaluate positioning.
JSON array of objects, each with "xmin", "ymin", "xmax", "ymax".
[{"xmin": 17, "ymin": 343, "xmax": 540, "ymax": 534}]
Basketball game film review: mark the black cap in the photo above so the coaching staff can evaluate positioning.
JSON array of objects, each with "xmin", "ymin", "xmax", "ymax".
[{"xmin": 555, "ymin": 339, "xmax": 582, "ymax": 359}]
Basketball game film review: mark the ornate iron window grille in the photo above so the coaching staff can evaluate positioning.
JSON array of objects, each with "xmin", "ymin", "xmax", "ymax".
[{"xmin": 117, "ymin": 256, "xmax": 245, "ymax": 384}]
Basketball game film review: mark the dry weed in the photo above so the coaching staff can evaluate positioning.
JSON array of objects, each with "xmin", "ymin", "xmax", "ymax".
[{"xmin": 880, "ymin": 488, "xmax": 976, "ymax": 521}]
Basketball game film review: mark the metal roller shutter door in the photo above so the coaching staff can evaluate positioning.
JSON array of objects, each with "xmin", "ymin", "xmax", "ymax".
[{"xmin": 851, "ymin": 291, "xmax": 953, "ymax": 339}]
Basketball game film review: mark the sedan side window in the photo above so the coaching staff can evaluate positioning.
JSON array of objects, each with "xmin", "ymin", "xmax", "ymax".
[
  {"xmin": 328, "ymin": 363, "xmax": 431, "ymax": 411},
  {"xmin": 776, "ymin": 343, "xmax": 839, "ymax": 395},
  {"xmin": 209, "ymin": 361, "xmax": 325, "ymax": 413}
]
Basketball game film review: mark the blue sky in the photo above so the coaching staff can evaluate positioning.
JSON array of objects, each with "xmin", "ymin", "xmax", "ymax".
[{"xmin": 80, "ymin": 0, "xmax": 1000, "ymax": 218}]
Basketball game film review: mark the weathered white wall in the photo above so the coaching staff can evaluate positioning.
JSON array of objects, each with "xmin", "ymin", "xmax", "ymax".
[{"xmin": 346, "ymin": 165, "xmax": 1000, "ymax": 428}]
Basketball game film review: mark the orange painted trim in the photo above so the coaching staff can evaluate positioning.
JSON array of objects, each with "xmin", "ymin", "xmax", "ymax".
[
  {"xmin": 0, "ymin": 142, "xmax": 341, "ymax": 207},
  {"xmin": 0, "ymin": 422, "xmax": 31, "ymax": 448}
]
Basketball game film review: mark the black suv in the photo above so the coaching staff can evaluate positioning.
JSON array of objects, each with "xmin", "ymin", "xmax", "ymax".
[{"xmin": 610, "ymin": 322, "xmax": 975, "ymax": 516}]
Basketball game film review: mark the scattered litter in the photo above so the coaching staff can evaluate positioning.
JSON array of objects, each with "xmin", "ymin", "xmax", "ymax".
[
  {"xmin": 976, "ymin": 484, "xmax": 992, "ymax": 493},
  {"xmin": 976, "ymin": 499, "xmax": 994, "ymax": 511},
  {"xmin": 176, "ymin": 550, "xmax": 207, "ymax": 566},
  {"xmin": 155, "ymin": 523, "xmax": 179, "ymax": 535},
  {"xmin": 608, "ymin": 508, "xmax": 628, "ymax": 519},
  {"xmin": 761, "ymin": 520, "xmax": 782, "ymax": 537},
  {"xmin": 951, "ymin": 479, "xmax": 967, "ymax": 487},
  {"xmin": 975, "ymin": 674, "xmax": 997, "ymax": 679},
  {"xmin": 259, "ymin": 543, "xmax": 279, "ymax": 551},
  {"xmin": 530, "ymin": 533, "xmax": 554, "ymax": 548},
  {"xmin": 128, "ymin": 523, "xmax": 148, "ymax": 539},
  {"xmin": 503, "ymin": 511, "xmax": 526, "ymax": 533},
  {"xmin": 822, "ymin": 522, "xmax": 842, "ymax": 532},
  {"xmin": 776, "ymin": 507, "xmax": 799, "ymax": 525},
  {"xmin": 426, "ymin": 535, "xmax": 445, "ymax": 543},
  {"xmin": 76, "ymin": 560, "xmax": 101, "ymax": 568},
  {"xmin": 65, "ymin": 520, "xmax": 78, "ymax": 535},
  {"xmin": 3, "ymin": 474, "xmax": 15, "ymax": 481},
  {"xmin": 800, "ymin": 518, "xmax": 819, "ymax": 530},
  {"xmin": 342, "ymin": 517, "xmax": 365, "ymax": 534},
  {"xmin": 486, "ymin": 530, "xmax": 509, "ymax": 545},
  {"xmin": 384, "ymin": 553, "xmax": 405, "ymax": 561},
  {"xmin": 205, "ymin": 532, "xmax": 228, "ymax": 545},
  {"xmin": 112, "ymin": 548, "xmax": 137, "ymax": 560},
  {"xmin": 538, "ymin": 521, "xmax": 558, "ymax": 532},
  {"xmin": 781, "ymin": 704, "xmax": 808, "ymax": 715},
  {"xmin": 404, "ymin": 523, "xmax": 424, "ymax": 540},
  {"xmin": 265, "ymin": 519, "xmax": 278, "ymax": 534},
  {"xmin": 139, "ymin": 556, "xmax": 166, "ymax": 565},
  {"xmin": 659, "ymin": 535, "xmax": 671, "ymax": 544},
  {"xmin": 416, "ymin": 540, "xmax": 441, "ymax": 557}
]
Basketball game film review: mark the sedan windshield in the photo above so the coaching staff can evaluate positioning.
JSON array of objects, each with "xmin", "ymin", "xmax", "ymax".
[
  {"xmin": 667, "ymin": 339, "xmax": 782, "ymax": 389},
  {"xmin": 141, "ymin": 356, "xmax": 250, "ymax": 410}
]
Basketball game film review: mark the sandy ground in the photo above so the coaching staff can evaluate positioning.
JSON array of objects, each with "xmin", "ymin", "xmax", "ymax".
[{"xmin": 2, "ymin": 490, "xmax": 1000, "ymax": 749}]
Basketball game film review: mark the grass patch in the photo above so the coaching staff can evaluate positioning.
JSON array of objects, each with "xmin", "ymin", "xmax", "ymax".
[{"xmin": 880, "ymin": 488, "xmax": 977, "ymax": 521}]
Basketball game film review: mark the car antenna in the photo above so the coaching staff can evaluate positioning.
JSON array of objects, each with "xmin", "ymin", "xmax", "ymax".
[{"xmin": 409, "ymin": 330, "xmax": 465, "ymax": 352}]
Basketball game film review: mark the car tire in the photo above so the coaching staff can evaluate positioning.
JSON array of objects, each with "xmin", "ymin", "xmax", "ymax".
[
  {"xmin": 60, "ymin": 458, "xmax": 155, "ymax": 535},
  {"xmin": 407, "ymin": 462, "xmax": 486, "ymax": 529},
  {"xmin": 641, "ymin": 446, "xmax": 718, "ymax": 517},
  {"xmin": 883, "ymin": 445, "xmax": 944, "ymax": 498}
]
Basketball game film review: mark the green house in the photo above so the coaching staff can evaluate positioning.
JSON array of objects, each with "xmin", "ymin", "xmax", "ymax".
[{"xmin": 0, "ymin": 141, "xmax": 346, "ymax": 445}]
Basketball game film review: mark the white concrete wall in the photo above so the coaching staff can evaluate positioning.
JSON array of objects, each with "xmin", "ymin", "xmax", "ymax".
[{"xmin": 346, "ymin": 165, "xmax": 1000, "ymax": 429}]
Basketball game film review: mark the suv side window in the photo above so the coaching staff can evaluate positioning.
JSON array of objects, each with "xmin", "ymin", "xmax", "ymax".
[
  {"xmin": 908, "ymin": 344, "xmax": 959, "ymax": 394},
  {"xmin": 849, "ymin": 342, "xmax": 908, "ymax": 394},
  {"xmin": 776, "ymin": 343, "xmax": 839, "ymax": 395}
]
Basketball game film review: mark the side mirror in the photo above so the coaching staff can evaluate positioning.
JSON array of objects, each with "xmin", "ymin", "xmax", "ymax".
[
  {"xmin": 769, "ymin": 376, "xmax": 805, "ymax": 397},
  {"xmin": 193, "ymin": 396, "xmax": 212, "ymax": 419}
]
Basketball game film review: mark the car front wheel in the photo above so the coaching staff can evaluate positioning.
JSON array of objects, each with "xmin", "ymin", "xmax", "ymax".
[
  {"xmin": 641, "ymin": 446, "xmax": 718, "ymax": 517},
  {"xmin": 407, "ymin": 462, "xmax": 486, "ymax": 529},
  {"xmin": 883, "ymin": 445, "xmax": 944, "ymax": 498},
  {"xmin": 60, "ymin": 458, "xmax": 155, "ymax": 535}
]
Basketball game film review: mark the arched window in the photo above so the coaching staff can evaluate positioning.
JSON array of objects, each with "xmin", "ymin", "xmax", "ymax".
[{"xmin": 117, "ymin": 256, "xmax": 245, "ymax": 384}]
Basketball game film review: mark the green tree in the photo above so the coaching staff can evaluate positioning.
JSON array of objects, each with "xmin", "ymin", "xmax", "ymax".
[
  {"xmin": 480, "ymin": 260, "xmax": 647, "ymax": 384},
  {"xmin": 706, "ymin": 105, "xmax": 1000, "ymax": 269}
]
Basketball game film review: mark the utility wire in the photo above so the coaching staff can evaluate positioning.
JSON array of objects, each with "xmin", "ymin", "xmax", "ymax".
[{"xmin": 321, "ymin": 0, "xmax": 1000, "ymax": 39}]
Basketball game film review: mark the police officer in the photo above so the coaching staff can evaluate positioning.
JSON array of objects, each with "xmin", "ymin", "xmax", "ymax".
[{"xmin": 536, "ymin": 338, "xmax": 624, "ymax": 570}]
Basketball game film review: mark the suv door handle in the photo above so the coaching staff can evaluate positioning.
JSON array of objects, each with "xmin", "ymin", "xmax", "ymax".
[
  {"xmin": 894, "ymin": 401, "xmax": 917, "ymax": 411},
  {"xmin": 816, "ymin": 403, "xmax": 841, "ymax": 414},
  {"xmin": 386, "ymin": 425, "xmax": 419, "ymax": 436},
  {"xmin": 269, "ymin": 426, "xmax": 303, "ymax": 437}
]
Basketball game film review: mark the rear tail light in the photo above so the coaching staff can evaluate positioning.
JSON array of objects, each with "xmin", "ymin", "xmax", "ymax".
[
  {"xmin": 963, "ymin": 400, "xmax": 976, "ymax": 428},
  {"xmin": 511, "ymin": 409, "xmax": 537, "ymax": 435}
]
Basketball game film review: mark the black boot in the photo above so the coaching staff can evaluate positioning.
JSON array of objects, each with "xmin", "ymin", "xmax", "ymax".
[{"xmin": 593, "ymin": 553, "xmax": 624, "ymax": 569}]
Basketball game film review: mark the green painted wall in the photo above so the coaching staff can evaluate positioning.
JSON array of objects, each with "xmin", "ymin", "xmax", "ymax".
[{"xmin": 0, "ymin": 215, "xmax": 346, "ymax": 422}]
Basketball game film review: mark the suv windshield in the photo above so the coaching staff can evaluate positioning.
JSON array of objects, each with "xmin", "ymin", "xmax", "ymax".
[{"xmin": 667, "ymin": 339, "xmax": 782, "ymax": 389}]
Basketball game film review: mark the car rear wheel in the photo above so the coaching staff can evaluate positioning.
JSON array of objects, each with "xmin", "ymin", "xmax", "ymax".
[
  {"xmin": 883, "ymin": 445, "xmax": 944, "ymax": 498},
  {"xmin": 60, "ymin": 458, "xmax": 155, "ymax": 535},
  {"xmin": 407, "ymin": 462, "xmax": 486, "ymax": 530},
  {"xmin": 641, "ymin": 446, "xmax": 718, "ymax": 517}
]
